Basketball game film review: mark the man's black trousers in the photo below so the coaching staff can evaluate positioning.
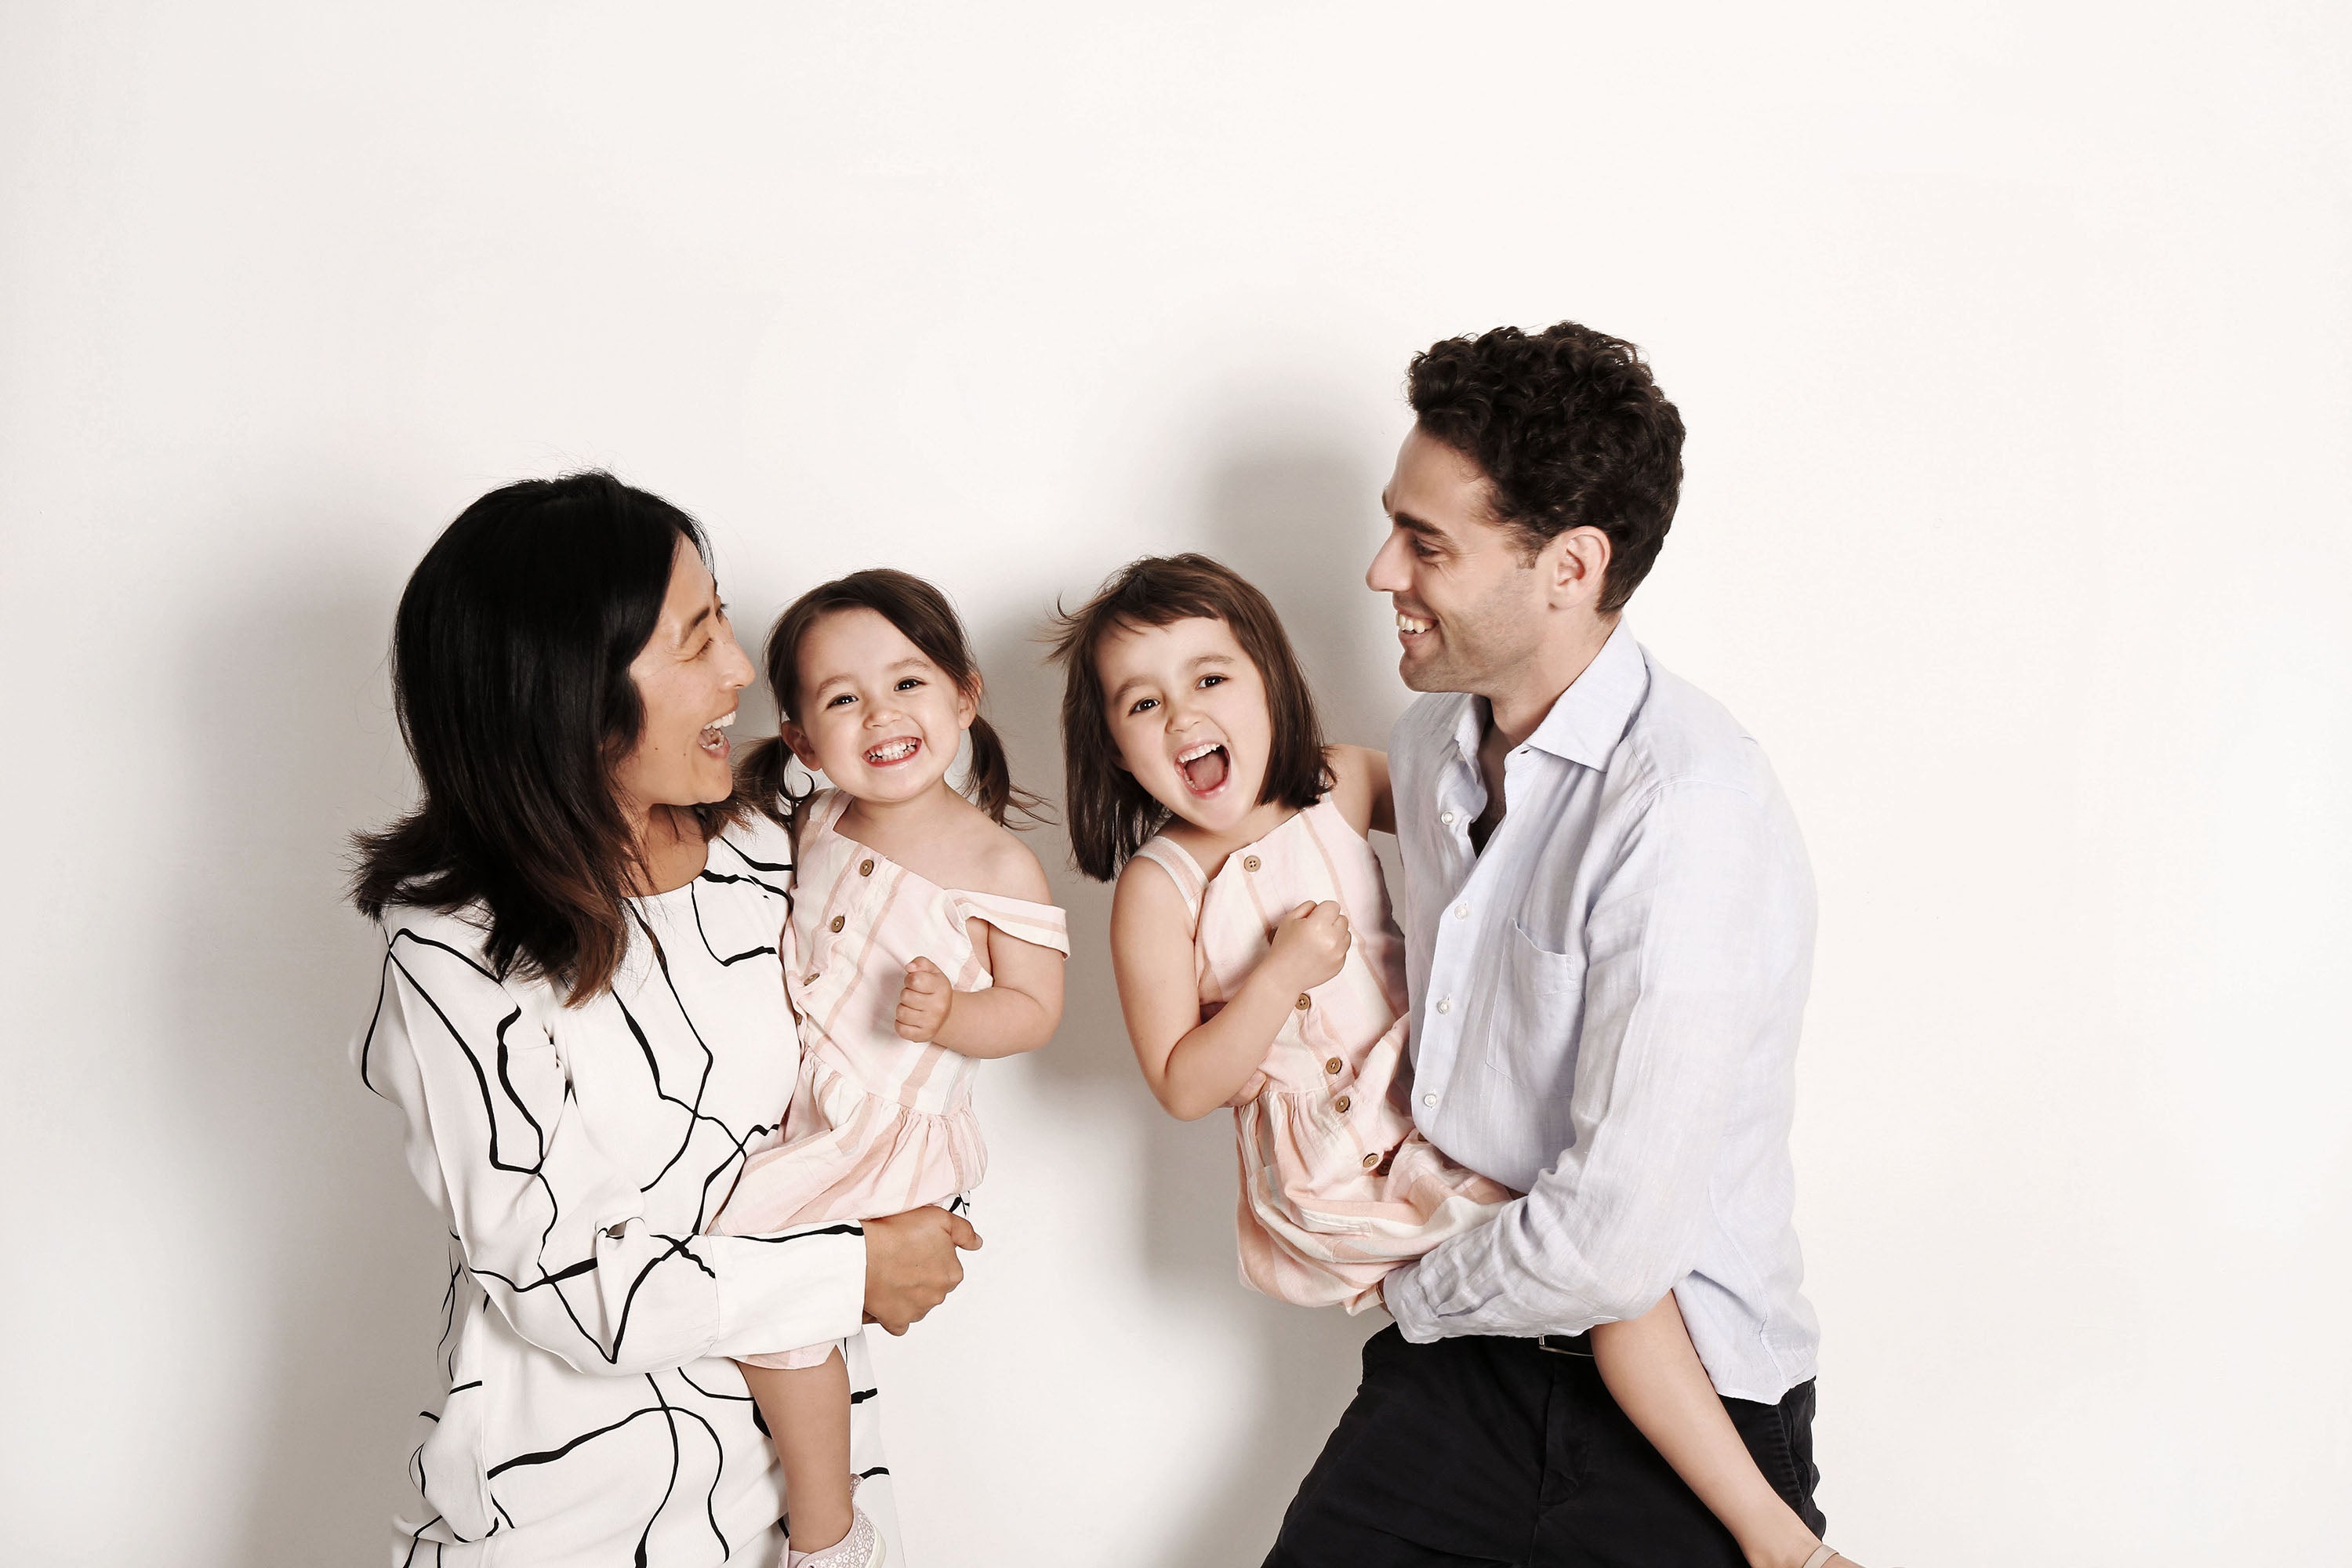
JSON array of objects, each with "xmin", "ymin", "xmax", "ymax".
[{"xmin": 1263, "ymin": 1326, "xmax": 1826, "ymax": 1567}]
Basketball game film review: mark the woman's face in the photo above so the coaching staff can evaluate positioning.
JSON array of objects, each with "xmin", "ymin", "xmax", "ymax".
[
  {"xmin": 612, "ymin": 535, "xmax": 754, "ymax": 823},
  {"xmin": 1094, "ymin": 615, "xmax": 1274, "ymax": 837},
  {"xmin": 782, "ymin": 606, "xmax": 976, "ymax": 808}
]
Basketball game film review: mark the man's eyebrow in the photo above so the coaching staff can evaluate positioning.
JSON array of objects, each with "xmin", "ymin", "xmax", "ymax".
[{"xmin": 1390, "ymin": 510, "xmax": 1449, "ymax": 545}]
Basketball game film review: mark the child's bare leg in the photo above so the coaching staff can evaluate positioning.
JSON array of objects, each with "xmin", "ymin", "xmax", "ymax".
[
  {"xmin": 738, "ymin": 1348, "xmax": 853, "ymax": 1554},
  {"xmin": 1592, "ymin": 1297, "xmax": 1857, "ymax": 1568}
]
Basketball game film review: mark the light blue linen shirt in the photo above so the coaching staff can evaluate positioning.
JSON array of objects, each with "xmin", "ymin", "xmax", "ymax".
[{"xmin": 1379, "ymin": 621, "xmax": 1821, "ymax": 1402}]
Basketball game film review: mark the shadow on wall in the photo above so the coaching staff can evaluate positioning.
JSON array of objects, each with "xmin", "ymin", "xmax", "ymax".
[
  {"xmin": 969, "ymin": 432, "xmax": 1397, "ymax": 1567},
  {"xmin": 157, "ymin": 554, "xmax": 447, "ymax": 1564}
]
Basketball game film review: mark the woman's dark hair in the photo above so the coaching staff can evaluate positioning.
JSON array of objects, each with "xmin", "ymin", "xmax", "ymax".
[
  {"xmin": 350, "ymin": 471, "xmax": 739, "ymax": 1003},
  {"xmin": 1408, "ymin": 321, "xmax": 1685, "ymax": 612},
  {"xmin": 1046, "ymin": 554, "xmax": 1329, "ymax": 882},
  {"xmin": 737, "ymin": 568, "xmax": 1042, "ymax": 829}
]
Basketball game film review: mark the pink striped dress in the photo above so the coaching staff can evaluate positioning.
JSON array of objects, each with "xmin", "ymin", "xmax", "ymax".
[
  {"xmin": 1132, "ymin": 795, "xmax": 1514, "ymax": 1313},
  {"xmin": 713, "ymin": 789, "xmax": 1069, "ymax": 1368}
]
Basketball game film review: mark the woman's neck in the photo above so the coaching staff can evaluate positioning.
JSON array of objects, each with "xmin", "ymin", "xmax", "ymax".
[{"xmin": 628, "ymin": 803, "xmax": 711, "ymax": 895}]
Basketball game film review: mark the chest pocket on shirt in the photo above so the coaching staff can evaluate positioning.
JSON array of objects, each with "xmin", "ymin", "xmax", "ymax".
[{"xmin": 1483, "ymin": 920, "xmax": 1587, "ymax": 1089}]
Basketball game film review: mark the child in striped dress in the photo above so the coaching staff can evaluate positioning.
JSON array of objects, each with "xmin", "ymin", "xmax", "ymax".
[
  {"xmin": 716, "ymin": 570, "xmax": 1066, "ymax": 1568},
  {"xmin": 1050, "ymin": 554, "xmax": 1852, "ymax": 1568}
]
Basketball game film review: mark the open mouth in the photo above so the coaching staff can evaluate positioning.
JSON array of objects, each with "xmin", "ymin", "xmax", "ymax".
[
  {"xmin": 1176, "ymin": 740, "xmax": 1230, "ymax": 797},
  {"xmin": 698, "ymin": 710, "xmax": 736, "ymax": 756},
  {"xmin": 1396, "ymin": 609, "xmax": 1436, "ymax": 641},
  {"xmin": 864, "ymin": 736, "xmax": 922, "ymax": 768}
]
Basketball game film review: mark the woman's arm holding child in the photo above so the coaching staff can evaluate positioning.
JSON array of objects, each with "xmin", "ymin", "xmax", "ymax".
[
  {"xmin": 895, "ymin": 835, "xmax": 1066, "ymax": 1059},
  {"xmin": 1593, "ymin": 1296, "xmax": 1860, "ymax": 1568},
  {"xmin": 1111, "ymin": 857, "xmax": 1350, "ymax": 1120}
]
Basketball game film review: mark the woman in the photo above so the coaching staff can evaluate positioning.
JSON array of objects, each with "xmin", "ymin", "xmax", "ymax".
[{"xmin": 351, "ymin": 472, "xmax": 975, "ymax": 1566}]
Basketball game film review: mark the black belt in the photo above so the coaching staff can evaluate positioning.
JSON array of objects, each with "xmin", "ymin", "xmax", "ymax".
[{"xmin": 1535, "ymin": 1332, "xmax": 1594, "ymax": 1357}]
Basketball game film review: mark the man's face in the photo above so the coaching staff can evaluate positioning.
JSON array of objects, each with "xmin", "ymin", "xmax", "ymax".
[{"xmin": 1366, "ymin": 425, "xmax": 1549, "ymax": 696}]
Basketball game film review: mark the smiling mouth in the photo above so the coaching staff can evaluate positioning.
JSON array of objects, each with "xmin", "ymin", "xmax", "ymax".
[
  {"xmin": 699, "ymin": 710, "xmax": 736, "ymax": 755},
  {"xmin": 865, "ymin": 737, "xmax": 922, "ymax": 767},
  {"xmin": 1396, "ymin": 610, "xmax": 1435, "ymax": 638},
  {"xmin": 1176, "ymin": 741, "xmax": 1230, "ymax": 796}
]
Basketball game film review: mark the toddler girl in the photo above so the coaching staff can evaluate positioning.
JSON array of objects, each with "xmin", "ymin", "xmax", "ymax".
[
  {"xmin": 717, "ymin": 569, "xmax": 1067, "ymax": 1568},
  {"xmin": 1051, "ymin": 554, "xmax": 1861, "ymax": 1568}
]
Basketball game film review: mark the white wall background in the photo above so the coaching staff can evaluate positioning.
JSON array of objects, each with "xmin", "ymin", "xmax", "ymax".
[{"xmin": 3, "ymin": 4, "xmax": 2347, "ymax": 1565}]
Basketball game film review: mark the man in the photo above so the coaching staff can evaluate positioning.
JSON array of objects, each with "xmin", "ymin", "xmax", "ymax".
[{"xmin": 1265, "ymin": 323, "xmax": 1835, "ymax": 1566}]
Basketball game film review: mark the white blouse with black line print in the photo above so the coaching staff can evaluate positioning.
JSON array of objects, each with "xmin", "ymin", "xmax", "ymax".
[{"xmin": 357, "ymin": 808, "xmax": 899, "ymax": 1567}]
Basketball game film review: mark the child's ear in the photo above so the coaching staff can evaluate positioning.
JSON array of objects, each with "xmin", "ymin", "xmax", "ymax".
[
  {"xmin": 955, "ymin": 677, "xmax": 980, "ymax": 731},
  {"xmin": 780, "ymin": 719, "xmax": 823, "ymax": 772}
]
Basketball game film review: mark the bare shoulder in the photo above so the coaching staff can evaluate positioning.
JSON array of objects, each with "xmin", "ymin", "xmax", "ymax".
[
  {"xmin": 1112, "ymin": 849, "xmax": 1189, "ymax": 927},
  {"xmin": 964, "ymin": 818, "xmax": 1053, "ymax": 903},
  {"xmin": 1323, "ymin": 744, "xmax": 1390, "ymax": 837}
]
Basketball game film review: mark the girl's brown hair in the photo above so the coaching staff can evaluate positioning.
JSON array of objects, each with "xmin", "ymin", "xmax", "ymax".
[
  {"xmin": 738, "ymin": 568, "xmax": 1043, "ymax": 829},
  {"xmin": 1046, "ymin": 553, "xmax": 1329, "ymax": 881}
]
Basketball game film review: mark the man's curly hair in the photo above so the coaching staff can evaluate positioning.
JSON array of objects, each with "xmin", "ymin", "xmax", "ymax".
[{"xmin": 1407, "ymin": 321, "xmax": 1684, "ymax": 613}]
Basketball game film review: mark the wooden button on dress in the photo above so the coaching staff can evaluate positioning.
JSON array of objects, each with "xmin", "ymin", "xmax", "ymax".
[
  {"xmin": 859, "ymin": 858, "xmax": 876, "ymax": 877},
  {"xmin": 1360, "ymin": 1151, "xmax": 1381, "ymax": 1170},
  {"xmin": 1294, "ymin": 993, "xmax": 1312, "ymax": 1011},
  {"xmin": 1323, "ymin": 1057, "xmax": 1342, "ymax": 1075},
  {"xmin": 1334, "ymin": 1095, "xmax": 1351, "ymax": 1114},
  {"xmin": 829, "ymin": 915, "xmax": 846, "ymax": 933},
  {"xmin": 1243, "ymin": 855, "xmax": 1261, "ymax": 872}
]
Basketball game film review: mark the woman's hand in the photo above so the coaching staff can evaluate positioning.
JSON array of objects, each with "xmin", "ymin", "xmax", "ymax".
[
  {"xmin": 1268, "ymin": 900, "xmax": 1351, "ymax": 991},
  {"xmin": 861, "ymin": 1205, "xmax": 982, "ymax": 1334},
  {"xmin": 895, "ymin": 956, "xmax": 954, "ymax": 1042}
]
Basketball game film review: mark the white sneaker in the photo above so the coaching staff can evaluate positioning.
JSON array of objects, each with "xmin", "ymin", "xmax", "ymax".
[{"xmin": 787, "ymin": 1502, "xmax": 883, "ymax": 1568}]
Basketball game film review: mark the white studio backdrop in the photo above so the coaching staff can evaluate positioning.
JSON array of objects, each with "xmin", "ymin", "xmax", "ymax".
[{"xmin": 2, "ymin": 4, "xmax": 2346, "ymax": 1565}]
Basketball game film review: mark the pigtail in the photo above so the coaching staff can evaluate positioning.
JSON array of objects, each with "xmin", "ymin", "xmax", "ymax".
[
  {"xmin": 733, "ymin": 733, "xmax": 808, "ymax": 828},
  {"xmin": 964, "ymin": 712, "xmax": 1050, "ymax": 828}
]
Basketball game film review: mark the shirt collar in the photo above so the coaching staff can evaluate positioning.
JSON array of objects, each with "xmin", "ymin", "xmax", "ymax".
[
  {"xmin": 1438, "ymin": 619, "xmax": 1646, "ymax": 774},
  {"xmin": 1521, "ymin": 619, "xmax": 1647, "ymax": 771}
]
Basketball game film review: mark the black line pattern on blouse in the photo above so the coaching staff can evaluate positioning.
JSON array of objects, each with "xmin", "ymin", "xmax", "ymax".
[{"xmin": 368, "ymin": 829, "xmax": 877, "ymax": 1563}]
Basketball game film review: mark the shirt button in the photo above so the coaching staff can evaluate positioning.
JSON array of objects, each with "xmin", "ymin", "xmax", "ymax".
[
  {"xmin": 1435, "ymin": 997, "xmax": 1451, "ymax": 1014},
  {"xmin": 1243, "ymin": 855, "xmax": 1261, "ymax": 873},
  {"xmin": 1453, "ymin": 905, "xmax": 1469, "ymax": 920},
  {"xmin": 829, "ymin": 915, "xmax": 846, "ymax": 933},
  {"xmin": 859, "ymin": 858, "xmax": 876, "ymax": 877},
  {"xmin": 803, "ymin": 973, "xmax": 818, "ymax": 985},
  {"xmin": 1334, "ymin": 1094, "xmax": 1352, "ymax": 1114},
  {"xmin": 1422, "ymin": 1093, "xmax": 1439, "ymax": 1109},
  {"xmin": 1295, "ymin": 994, "xmax": 1312, "ymax": 1011},
  {"xmin": 1360, "ymin": 1152, "xmax": 1381, "ymax": 1170},
  {"xmin": 1439, "ymin": 810, "xmax": 1456, "ymax": 826},
  {"xmin": 1324, "ymin": 1057, "xmax": 1343, "ymax": 1075}
]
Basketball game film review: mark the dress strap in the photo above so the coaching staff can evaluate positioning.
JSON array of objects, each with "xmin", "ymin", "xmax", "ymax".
[
  {"xmin": 946, "ymin": 891, "xmax": 1072, "ymax": 956},
  {"xmin": 1130, "ymin": 837, "xmax": 1207, "ymax": 928}
]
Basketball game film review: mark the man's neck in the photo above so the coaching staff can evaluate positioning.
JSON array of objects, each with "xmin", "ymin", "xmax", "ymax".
[
  {"xmin": 1480, "ymin": 613, "xmax": 1617, "ymax": 750},
  {"xmin": 1466, "ymin": 614, "xmax": 1617, "ymax": 852}
]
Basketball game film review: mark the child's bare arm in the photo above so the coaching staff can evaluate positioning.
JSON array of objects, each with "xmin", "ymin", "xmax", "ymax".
[
  {"xmin": 1111, "ymin": 857, "xmax": 1350, "ymax": 1120},
  {"xmin": 1592, "ymin": 1296, "xmax": 1858, "ymax": 1568},
  {"xmin": 898, "ymin": 836, "xmax": 1066, "ymax": 1059},
  {"xmin": 1323, "ymin": 745, "xmax": 1396, "ymax": 839}
]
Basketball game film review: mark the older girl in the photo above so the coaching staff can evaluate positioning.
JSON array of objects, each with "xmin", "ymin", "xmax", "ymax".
[{"xmin": 1051, "ymin": 554, "xmax": 1864, "ymax": 1568}]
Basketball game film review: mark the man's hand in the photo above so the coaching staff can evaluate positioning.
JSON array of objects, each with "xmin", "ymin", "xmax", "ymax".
[
  {"xmin": 861, "ymin": 1205, "xmax": 982, "ymax": 1334},
  {"xmin": 895, "ymin": 956, "xmax": 954, "ymax": 1042}
]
